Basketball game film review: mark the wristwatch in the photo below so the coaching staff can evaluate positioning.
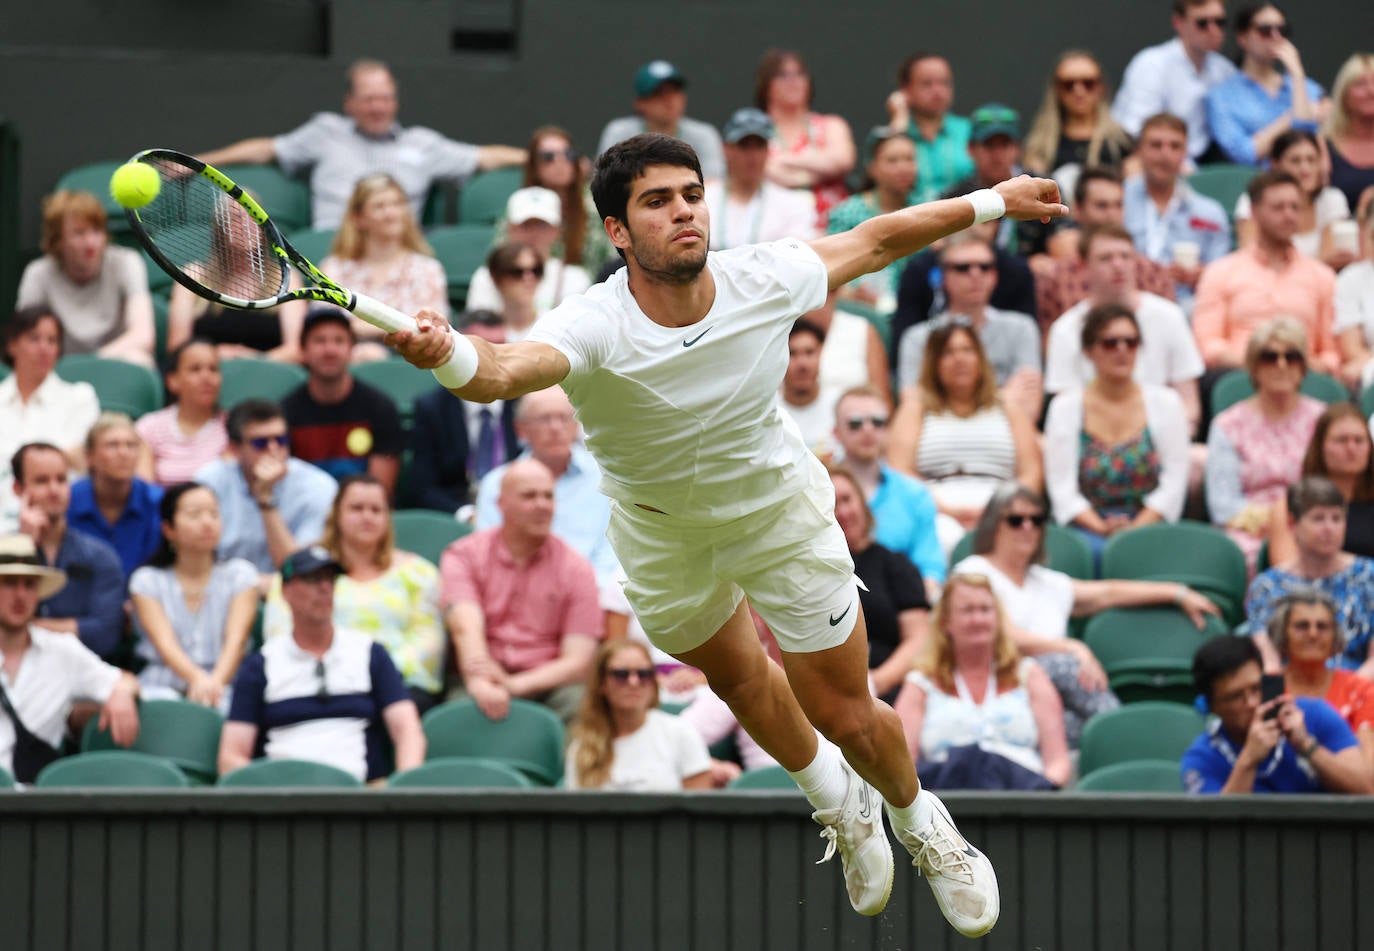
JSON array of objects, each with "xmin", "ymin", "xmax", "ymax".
[{"xmin": 1300, "ymin": 737, "xmax": 1320, "ymax": 759}]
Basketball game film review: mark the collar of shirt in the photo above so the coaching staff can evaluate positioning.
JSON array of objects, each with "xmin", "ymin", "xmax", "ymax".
[
  {"xmin": 351, "ymin": 121, "xmax": 402, "ymax": 143},
  {"xmin": 0, "ymin": 372, "xmax": 64, "ymax": 409},
  {"xmin": 491, "ymin": 532, "xmax": 551, "ymax": 570},
  {"xmin": 1244, "ymin": 243, "xmax": 1299, "ymax": 271},
  {"xmin": 67, "ymin": 478, "xmax": 158, "ymax": 525}
]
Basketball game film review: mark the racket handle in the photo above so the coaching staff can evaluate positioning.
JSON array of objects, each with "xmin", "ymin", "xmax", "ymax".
[{"xmin": 350, "ymin": 293, "xmax": 418, "ymax": 335}]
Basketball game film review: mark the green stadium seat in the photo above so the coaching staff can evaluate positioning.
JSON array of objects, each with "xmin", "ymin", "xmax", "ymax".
[
  {"xmin": 1083, "ymin": 607, "xmax": 1228, "ymax": 704},
  {"xmin": 140, "ymin": 247, "xmax": 173, "ymax": 293},
  {"xmin": 421, "ymin": 182, "xmax": 454, "ymax": 227},
  {"xmin": 0, "ymin": 765, "xmax": 13, "ymax": 788},
  {"xmin": 218, "ymin": 358, "xmax": 306, "ymax": 410},
  {"xmin": 0, "ymin": 363, "xmax": 10, "ymax": 384},
  {"xmin": 1078, "ymin": 702, "xmax": 1205, "ymax": 778},
  {"xmin": 285, "ymin": 228, "xmax": 337, "ymax": 265},
  {"xmin": 728, "ymin": 765, "xmax": 803, "ymax": 791},
  {"xmin": 217, "ymin": 164, "xmax": 312, "ymax": 234},
  {"xmin": 55, "ymin": 354, "xmax": 163, "ymax": 418},
  {"xmin": 1074, "ymin": 759, "xmax": 1184, "ymax": 792},
  {"xmin": 427, "ymin": 223, "xmax": 497, "ymax": 310},
  {"xmin": 152, "ymin": 294, "xmax": 170, "ymax": 366},
  {"xmin": 389, "ymin": 756, "xmax": 534, "ymax": 789},
  {"xmin": 950, "ymin": 523, "xmax": 1096, "ymax": 580},
  {"xmin": 35, "ymin": 750, "xmax": 191, "ymax": 789},
  {"xmin": 82, "ymin": 698, "xmax": 223, "ymax": 784},
  {"xmin": 421, "ymin": 698, "xmax": 564, "ymax": 786},
  {"xmin": 1361, "ymin": 383, "xmax": 1374, "ymax": 419},
  {"xmin": 1210, "ymin": 368, "xmax": 1351, "ymax": 416},
  {"xmin": 457, "ymin": 167, "xmax": 524, "ymax": 225},
  {"xmin": 351, "ymin": 358, "xmax": 445, "ymax": 427},
  {"xmin": 217, "ymin": 758, "xmax": 362, "ymax": 788},
  {"xmin": 1101, "ymin": 522, "xmax": 1247, "ymax": 626},
  {"xmin": 391, "ymin": 509, "xmax": 472, "ymax": 565},
  {"xmin": 1185, "ymin": 163, "xmax": 1256, "ymax": 223}
]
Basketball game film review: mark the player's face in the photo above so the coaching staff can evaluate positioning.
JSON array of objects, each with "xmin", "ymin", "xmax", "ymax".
[
  {"xmin": 1139, "ymin": 127, "xmax": 1188, "ymax": 183},
  {"xmin": 1076, "ymin": 181, "xmax": 1124, "ymax": 227},
  {"xmin": 1293, "ymin": 505, "xmax": 1346, "ymax": 560},
  {"xmin": 88, "ymin": 425, "xmax": 140, "ymax": 484},
  {"xmin": 345, "ymin": 68, "xmax": 399, "ymax": 137},
  {"xmin": 0, "ymin": 576, "xmax": 42, "ymax": 633},
  {"xmin": 1283, "ymin": 603, "xmax": 1337, "ymax": 666},
  {"xmin": 614, "ymin": 165, "xmax": 709, "ymax": 286},
  {"xmin": 165, "ymin": 487, "xmax": 222, "ymax": 557},
  {"xmin": 335, "ymin": 481, "xmax": 389, "ymax": 550},
  {"xmin": 834, "ymin": 395, "xmax": 889, "ymax": 462},
  {"xmin": 6, "ymin": 315, "xmax": 61, "ymax": 378},
  {"xmin": 301, "ymin": 323, "xmax": 354, "ymax": 382},
  {"xmin": 15, "ymin": 449, "xmax": 69, "ymax": 519},
  {"xmin": 904, "ymin": 57, "xmax": 954, "ymax": 117},
  {"xmin": 1085, "ymin": 237, "xmax": 1138, "ymax": 298},
  {"xmin": 56, "ymin": 213, "xmax": 108, "ymax": 283},
  {"xmin": 167, "ymin": 342, "xmax": 222, "ymax": 411}
]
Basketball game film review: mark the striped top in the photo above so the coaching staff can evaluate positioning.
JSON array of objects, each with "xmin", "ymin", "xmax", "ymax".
[
  {"xmin": 135, "ymin": 406, "xmax": 229, "ymax": 487},
  {"xmin": 915, "ymin": 405, "xmax": 1017, "ymax": 484}
]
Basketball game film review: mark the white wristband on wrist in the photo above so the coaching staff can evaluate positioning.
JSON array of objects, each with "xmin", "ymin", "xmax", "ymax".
[
  {"xmin": 431, "ymin": 330, "xmax": 479, "ymax": 389},
  {"xmin": 964, "ymin": 189, "xmax": 1006, "ymax": 224}
]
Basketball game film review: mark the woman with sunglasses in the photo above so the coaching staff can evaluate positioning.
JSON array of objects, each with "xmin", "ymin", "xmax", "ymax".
[
  {"xmin": 1234, "ymin": 130, "xmax": 1355, "ymax": 270},
  {"xmin": 1024, "ymin": 51, "xmax": 1136, "ymax": 178},
  {"xmin": 1269, "ymin": 402, "xmax": 1374, "ymax": 562},
  {"xmin": 130, "ymin": 483, "xmax": 259, "ymax": 708},
  {"xmin": 1205, "ymin": 3, "xmax": 1326, "ymax": 165},
  {"xmin": 477, "ymin": 242, "xmax": 544, "ymax": 344},
  {"xmin": 1043, "ymin": 303, "xmax": 1191, "ymax": 562},
  {"xmin": 954, "ymin": 482, "xmax": 1218, "ymax": 742},
  {"xmin": 135, "ymin": 338, "xmax": 230, "ymax": 487},
  {"xmin": 1206, "ymin": 317, "xmax": 1326, "ymax": 568},
  {"xmin": 565, "ymin": 640, "xmax": 714, "ymax": 791},
  {"xmin": 514, "ymin": 126, "xmax": 613, "ymax": 271},
  {"xmin": 320, "ymin": 174, "xmax": 449, "ymax": 362}
]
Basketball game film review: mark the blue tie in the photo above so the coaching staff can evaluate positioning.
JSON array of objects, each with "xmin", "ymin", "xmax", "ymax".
[{"xmin": 474, "ymin": 407, "xmax": 498, "ymax": 479}]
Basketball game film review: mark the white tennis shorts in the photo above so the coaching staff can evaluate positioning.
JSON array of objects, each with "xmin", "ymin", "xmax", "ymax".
[{"xmin": 605, "ymin": 479, "xmax": 860, "ymax": 656}]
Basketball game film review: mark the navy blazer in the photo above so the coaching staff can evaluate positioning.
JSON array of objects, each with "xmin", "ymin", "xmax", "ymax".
[{"xmin": 407, "ymin": 387, "xmax": 520, "ymax": 513}]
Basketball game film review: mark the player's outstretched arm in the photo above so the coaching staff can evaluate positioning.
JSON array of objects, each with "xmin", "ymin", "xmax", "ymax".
[
  {"xmin": 810, "ymin": 175, "xmax": 1067, "ymax": 290},
  {"xmin": 386, "ymin": 310, "xmax": 570, "ymax": 403}
]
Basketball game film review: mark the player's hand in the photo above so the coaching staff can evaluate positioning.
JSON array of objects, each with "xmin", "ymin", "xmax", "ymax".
[
  {"xmin": 994, "ymin": 175, "xmax": 1069, "ymax": 223},
  {"xmin": 386, "ymin": 310, "xmax": 455, "ymax": 370}
]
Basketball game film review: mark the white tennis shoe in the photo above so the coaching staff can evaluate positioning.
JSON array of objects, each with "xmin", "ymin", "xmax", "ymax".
[
  {"xmin": 810, "ymin": 761, "xmax": 895, "ymax": 916},
  {"xmin": 891, "ymin": 790, "xmax": 1000, "ymax": 937}
]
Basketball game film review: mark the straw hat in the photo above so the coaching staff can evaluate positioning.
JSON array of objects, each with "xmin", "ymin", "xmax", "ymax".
[{"xmin": 0, "ymin": 534, "xmax": 68, "ymax": 600}]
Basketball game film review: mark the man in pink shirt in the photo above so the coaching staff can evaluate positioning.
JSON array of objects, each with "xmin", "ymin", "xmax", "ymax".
[
  {"xmin": 1193, "ymin": 171, "xmax": 1338, "ymax": 373},
  {"xmin": 440, "ymin": 458, "xmax": 602, "ymax": 722}
]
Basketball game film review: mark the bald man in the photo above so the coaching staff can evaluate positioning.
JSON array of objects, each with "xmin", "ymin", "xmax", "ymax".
[
  {"xmin": 473, "ymin": 387, "xmax": 619, "ymax": 585},
  {"xmin": 439, "ymin": 459, "xmax": 603, "ymax": 722}
]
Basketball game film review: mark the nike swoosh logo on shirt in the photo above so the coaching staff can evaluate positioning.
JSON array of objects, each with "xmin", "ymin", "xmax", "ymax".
[
  {"xmin": 829, "ymin": 602, "xmax": 853, "ymax": 627},
  {"xmin": 682, "ymin": 326, "xmax": 713, "ymax": 347}
]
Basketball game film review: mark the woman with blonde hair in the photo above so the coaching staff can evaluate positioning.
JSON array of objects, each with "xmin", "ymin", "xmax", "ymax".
[
  {"xmin": 1023, "ymin": 51, "xmax": 1135, "ymax": 177},
  {"xmin": 320, "ymin": 173, "xmax": 448, "ymax": 361},
  {"xmin": 1324, "ymin": 53, "xmax": 1374, "ymax": 215},
  {"xmin": 892, "ymin": 574, "xmax": 1071, "ymax": 789},
  {"xmin": 565, "ymin": 640, "xmax": 713, "ymax": 791}
]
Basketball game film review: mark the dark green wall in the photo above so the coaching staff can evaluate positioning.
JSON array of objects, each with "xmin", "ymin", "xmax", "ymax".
[{"xmin": 1, "ymin": 790, "xmax": 1371, "ymax": 950}]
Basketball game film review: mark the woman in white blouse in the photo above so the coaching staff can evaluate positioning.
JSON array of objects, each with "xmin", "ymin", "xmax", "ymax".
[{"xmin": 1235, "ymin": 129, "xmax": 1356, "ymax": 270}]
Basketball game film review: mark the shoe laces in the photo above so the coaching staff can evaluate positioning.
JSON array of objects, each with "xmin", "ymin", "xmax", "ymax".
[
  {"xmin": 907, "ymin": 823, "xmax": 975, "ymax": 885},
  {"xmin": 812, "ymin": 802, "xmax": 855, "ymax": 866}
]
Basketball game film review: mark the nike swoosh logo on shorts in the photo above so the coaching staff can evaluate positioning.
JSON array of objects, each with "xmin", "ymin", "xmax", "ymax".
[
  {"xmin": 682, "ymin": 326, "xmax": 713, "ymax": 347},
  {"xmin": 829, "ymin": 602, "xmax": 853, "ymax": 627}
]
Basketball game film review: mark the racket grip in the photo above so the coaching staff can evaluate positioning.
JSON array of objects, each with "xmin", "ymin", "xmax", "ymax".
[{"xmin": 350, "ymin": 293, "xmax": 418, "ymax": 335}]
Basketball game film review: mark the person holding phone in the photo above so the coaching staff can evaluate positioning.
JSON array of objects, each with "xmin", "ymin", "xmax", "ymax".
[{"xmin": 1181, "ymin": 635, "xmax": 1372, "ymax": 794}]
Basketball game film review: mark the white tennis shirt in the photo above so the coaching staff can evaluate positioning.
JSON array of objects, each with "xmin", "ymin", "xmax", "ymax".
[{"xmin": 526, "ymin": 238, "xmax": 830, "ymax": 523}]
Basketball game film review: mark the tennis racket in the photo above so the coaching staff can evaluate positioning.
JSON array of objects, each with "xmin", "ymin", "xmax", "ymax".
[{"xmin": 122, "ymin": 148, "xmax": 415, "ymax": 334}]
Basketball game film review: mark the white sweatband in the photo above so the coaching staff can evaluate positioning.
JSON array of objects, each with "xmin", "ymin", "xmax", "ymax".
[
  {"xmin": 964, "ymin": 189, "xmax": 1006, "ymax": 224},
  {"xmin": 431, "ymin": 330, "xmax": 479, "ymax": 389}
]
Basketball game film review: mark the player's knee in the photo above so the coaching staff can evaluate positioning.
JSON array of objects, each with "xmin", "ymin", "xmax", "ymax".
[{"xmin": 808, "ymin": 699, "xmax": 878, "ymax": 750}]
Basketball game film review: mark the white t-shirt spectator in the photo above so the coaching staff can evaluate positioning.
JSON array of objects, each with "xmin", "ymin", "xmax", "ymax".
[
  {"xmin": 564, "ymin": 708, "xmax": 712, "ymax": 791},
  {"xmin": 16, "ymin": 247, "xmax": 151, "ymax": 355},
  {"xmin": 781, "ymin": 388, "xmax": 840, "ymax": 459},
  {"xmin": 707, "ymin": 181, "xmax": 818, "ymax": 250},
  {"xmin": 1045, "ymin": 293, "xmax": 1204, "ymax": 394}
]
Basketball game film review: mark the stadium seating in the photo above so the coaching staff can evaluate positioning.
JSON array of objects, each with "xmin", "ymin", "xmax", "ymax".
[
  {"xmin": 218, "ymin": 358, "xmax": 307, "ymax": 410},
  {"xmin": 457, "ymin": 167, "xmax": 524, "ymax": 225},
  {"xmin": 427, "ymin": 223, "xmax": 497, "ymax": 310},
  {"xmin": 1083, "ymin": 606, "xmax": 1228, "ymax": 704},
  {"xmin": 140, "ymin": 247, "xmax": 173, "ymax": 292},
  {"xmin": 421, "ymin": 698, "xmax": 565, "ymax": 786},
  {"xmin": 55, "ymin": 354, "xmax": 163, "ymax": 418},
  {"xmin": 217, "ymin": 164, "xmax": 312, "ymax": 234},
  {"xmin": 0, "ymin": 364, "xmax": 9, "ymax": 384},
  {"xmin": 1101, "ymin": 522, "xmax": 1247, "ymax": 626},
  {"xmin": 82, "ymin": 698, "xmax": 223, "ymax": 784},
  {"xmin": 285, "ymin": 228, "xmax": 337, "ymax": 265},
  {"xmin": 728, "ymin": 766, "xmax": 802, "ymax": 791},
  {"xmin": 392, "ymin": 509, "xmax": 472, "ymax": 565},
  {"xmin": 351, "ymin": 359, "xmax": 445, "ymax": 428},
  {"xmin": 389, "ymin": 756, "xmax": 535, "ymax": 789},
  {"xmin": 1209, "ymin": 368, "xmax": 1350, "ymax": 416},
  {"xmin": 1361, "ymin": 383, "xmax": 1374, "ymax": 419},
  {"xmin": 35, "ymin": 750, "xmax": 192, "ymax": 789},
  {"xmin": 0, "ymin": 765, "xmax": 13, "ymax": 788},
  {"xmin": 1074, "ymin": 759, "xmax": 1184, "ymax": 793},
  {"xmin": 949, "ymin": 523, "xmax": 1095, "ymax": 580},
  {"xmin": 1185, "ymin": 163, "xmax": 1255, "ymax": 224},
  {"xmin": 217, "ymin": 759, "xmax": 363, "ymax": 788},
  {"xmin": 1078, "ymin": 702, "xmax": 1205, "ymax": 778}
]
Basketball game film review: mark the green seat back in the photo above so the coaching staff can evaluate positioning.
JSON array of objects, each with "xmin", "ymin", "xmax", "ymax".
[
  {"xmin": 0, "ymin": 363, "xmax": 11, "ymax": 384},
  {"xmin": 421, "ymin": 698, "xmax": 565, "ymax": 786},
  {"xmin": 389, "ymin": 756, "xmax": 534, "ymax": 789},
  {"xmin": 728, "ymin": 765, "xmax": 803, "ymax": 791},
  {"xmin": 1078, "ymin": 702, "xmax": 1205, "ymax": 778},
  {"xmin": 217, "ymin": 164, "xmax": 312, "ymax": 233},
  {"xmin": 352, "ymin": 359, "xmax": 445, "ymax": 428},
  {"xmin": 151, "ymin": 294, "xmax": 170, "ymax": 366},
  {"xmin": 217, "ymin": 758, "xmax": 362, "ymax": 788},
  {"xmin": 1075, "ymin": 759, "xmax": 1184, "ymax": 793},
  {"xmin": 1101, "ymin": 522, "xmax": 1247, "ymax": 626},
  {"xmin": 392, "ymin": 509, "xmax": 472, "ymax": 565},
  {"xmin": 0, "ymin": 765, "xmax": 14, "ymax": 788},
  {"xmin": 1083, "ymin": 607, "xmax": 1228, "ymax": 703},
  {"xmin": 950, "ymin": 523, "xmax": 1095, "ymax": 580},
  {"xmin": 458, "ymin": 167, "xmax": 525, "ymax": 225},
  {"xmin": 285, "ymin": 228, "xmax": 337, "ymax": 265},
  {"xmin": 421, "ymin": 182, "xmax": 454, "ymax": 227},
  {"xmin": 141, "ymin": 247, "xmax": 174, "ymax": 293},
  {"xmin": 35, "ymin": 750, "xmax": 191, "ymax": 788},
  {"xmin": 82, "ymin": 698, "xmax": 223, "ymax": 784},
  {"xmin": 1185, "ymin": 164, "xmax": 1256, "ymax": 223},
  {"xmin": 54, "ymin": 160, "xmax": 139, "ymax": 239},
  {"xmin": 1361, "ymin": 384, "xmax": 1374, "ymax": 419},
  {"xmin": 1211, "ymin": 368, "xmax": 1351, "ymax": 416},
  {"xmin": 55, "ymin": 354, "xmax": 163, "ymax": 418},
  {"xmin": 218, "ymin": 358, "xmax": 307, "ymax": 411},
  {"xmin": 427, "ymin": 223, "xmax": 497, "ymax": 309}
]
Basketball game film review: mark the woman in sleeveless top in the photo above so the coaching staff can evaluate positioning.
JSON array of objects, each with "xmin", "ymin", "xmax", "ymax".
[
  {"xmin": 887, "ymin": 322, "xmax": 1041, "ymax": 551},
  {"xmin": 1323, "ymin": 53, "xmax": 1374, "ymax": 214},
  {"xmin": 893, "ymin": 574, "xmax": 1071, "ymax": 788}
]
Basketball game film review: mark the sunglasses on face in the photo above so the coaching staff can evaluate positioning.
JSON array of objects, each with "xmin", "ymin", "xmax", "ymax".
[
  {"xmin": 1252, "ymin": 22, "xmax": 1290, "ymax": 38},
  {"xmin": 538, "ymin": 147, "xmax": 577, "ymax": 163},
  {"xmin": 1056, "ymin": 77, "xmax": 1101, "ymax": 93},
  {"xmin": 1095, "ymin": 335, "xmax": 1141, "ymax": 352},
  {"xmin": 1191, "ymin": 15, "xmax": 1227, "ymax": 30},
  {"xmin": 845, "ymin": 414, "xmax": 888, "ymax": 431},
  {"xmin": 606, "ymin": 667, "xmax": 656, "ymax": 683},
  {"xmin": 247, "ymin": 434, "xmax": 290, "ymax": 451},
  {"xmin": 1258, "ymin": 348, "xmax": 1304, "ymax": 365},
  {"xmin": 1004, "ymin": 513, "xmax": 1047, "ymax": 529},
  {"xmin": 502, "ymin": 264, "xmax": 545, "ymax": 279},
  {"xmin": 946, "ymin": 261, "xmax": 995, "ymax": 274}
]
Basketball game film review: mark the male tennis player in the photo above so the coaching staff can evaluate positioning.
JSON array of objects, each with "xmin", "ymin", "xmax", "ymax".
[{"xmin": 389, "ymin": 133, "xmax": 1066, "ymax": 933}]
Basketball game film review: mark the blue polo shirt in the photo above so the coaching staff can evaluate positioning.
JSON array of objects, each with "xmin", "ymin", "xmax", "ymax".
[
  {"xmin": 869, "ymin": 463, "xmax": 945, "ymax": 584},
  {"xmin": 35, "ymin": 528, "xmax": 126, "ymax": 659},
  {"xmin": 67, "ymin": 477, "xmax": 164, "ymax": 579},
  {"xmin": 194, "ymin": 457, "xmax": 337, "ymax": 573},
  {"xmin": 1122, "ymin": 175, "xmax": 1232, "ymax": 313},
  {"xmin": 1181, "ymin": 696, "xmax": 1357, "ymax": 794}
]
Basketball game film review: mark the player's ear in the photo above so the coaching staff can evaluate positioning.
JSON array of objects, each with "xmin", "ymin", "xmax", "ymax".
[{"xmin": 604, "ymin": 215, "xmax": 631, "ymax": 253}]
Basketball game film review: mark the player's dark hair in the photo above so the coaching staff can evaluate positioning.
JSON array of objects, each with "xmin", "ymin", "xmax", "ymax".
[
  {"xmin": 1072, "ymin": 166, "xmax": 1122, "ymax": 208},
  {"xmin": 145, "ymin": 483, "xmax": 216, "ymax": 569},
  {"xmin": 11, "ymin": 441, "xmax": 64, "ymax": 485},
  {"xmin": 1192, "ymin": 635, "xmax": 1262, "ymax": 702},
  {"xmin": 226, "ymin": 399, "xmax": 285, "ymax": 443},
  {"xmin": 590, "ymin": 133, "xmax": 703, "ymax": 252},
  {"xmin": 1080, "ymin": 302, "xmax": 1139, "ymax": 350},
  {"xmin": 789, "ymin": 317, "xmax": 826, "ymax": 344},
  {"xmin": 3, "ymin": 305, "xmax": 63, "ymax": 367}
]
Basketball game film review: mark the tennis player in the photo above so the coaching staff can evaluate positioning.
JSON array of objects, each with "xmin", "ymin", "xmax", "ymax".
[{"xmin": 389, "ymin": 133, "xmax": 1066, "ymax": 933}]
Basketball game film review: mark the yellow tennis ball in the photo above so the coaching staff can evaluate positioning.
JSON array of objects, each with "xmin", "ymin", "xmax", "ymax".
[
  {"xmin": 109, "ymin": 162, "xmax": 160, "ymax": 209},
  {"xmin": 346, "ymin": 427, "xmax": 373, "ymax": 456}
]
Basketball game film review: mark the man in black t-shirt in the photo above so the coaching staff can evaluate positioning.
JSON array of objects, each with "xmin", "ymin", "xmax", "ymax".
[{"xmin": 282, "ymin": 309, "xmax": 405, "ymax": 496}]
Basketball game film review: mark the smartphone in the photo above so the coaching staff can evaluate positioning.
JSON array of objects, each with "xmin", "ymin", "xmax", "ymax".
[{"xmin": 1260, "ymin": 674, "xmax": 1285, "ymax": 720}]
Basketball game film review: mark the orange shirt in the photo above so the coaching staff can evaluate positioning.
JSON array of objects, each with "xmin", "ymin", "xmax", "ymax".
[{"xmin": 1325, "ymin": 669, "xmax": 1374, "ymax": 736}]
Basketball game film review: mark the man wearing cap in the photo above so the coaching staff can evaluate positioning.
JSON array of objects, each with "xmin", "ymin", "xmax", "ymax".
[
  {"xmin": 0, "ymin": 533, "xmax": 140, "ymax": 784},
  {"xmin": 465, "ymin": 188, "xmax": 593, "ymax": 318},
  {"xmin": 708, "ymin": 108, "xmax": 818, "ymax": 250},
  {"xmin": 281, "ymin": 309, "xmax": 405, "ymax": 496},
  {"xmin": 597, "ymin": 60, "xmax": 726, "ymax": 180},
  {"xmin": 218, "ymin": 545, "xmax": 425, "ymax": 783}
]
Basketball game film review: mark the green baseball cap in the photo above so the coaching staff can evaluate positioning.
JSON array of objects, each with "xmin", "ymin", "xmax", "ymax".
[
  {"xmin": 969, "ymin": 103, "xmax": 1021, "ymax": 143},
  {"xmin": 635, "ymin": 60, "xmax": 687, "ymax": 98}
]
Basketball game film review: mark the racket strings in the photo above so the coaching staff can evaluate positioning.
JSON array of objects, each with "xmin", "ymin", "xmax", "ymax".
[{"xmin": 137, "ymin": 158, "xmax": 288, "ymax": 303}]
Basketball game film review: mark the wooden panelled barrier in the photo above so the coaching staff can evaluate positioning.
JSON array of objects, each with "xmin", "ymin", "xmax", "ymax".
[{"xmin": 0, "ymin": 791, "xmax": 1370, "ymax": 951}]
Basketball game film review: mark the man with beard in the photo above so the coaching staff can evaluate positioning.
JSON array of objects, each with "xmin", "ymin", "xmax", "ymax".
[{"xmin": 388, "ymin": 132, "xmax": 1066, "ymax": 934}]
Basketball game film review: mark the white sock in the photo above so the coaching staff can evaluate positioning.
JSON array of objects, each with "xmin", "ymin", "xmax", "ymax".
[
  {"xmin": 886, "ymin": 786, "xmax": 936, "ymax": 831},
  {"xmin": 787, "ymin": 741, "xmax": 849, "ymax": 811}
]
